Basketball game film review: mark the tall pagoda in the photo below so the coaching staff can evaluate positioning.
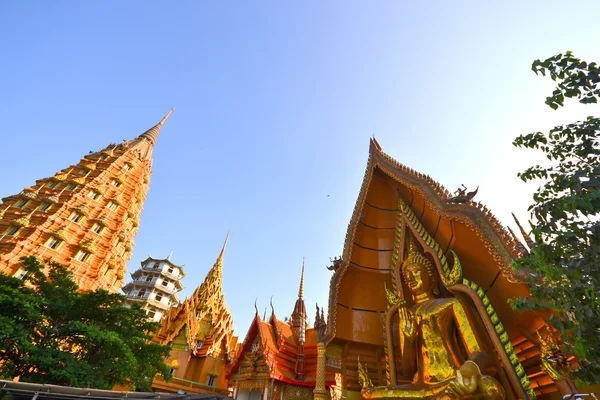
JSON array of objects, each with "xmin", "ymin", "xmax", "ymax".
[
  {"xmin": 123, "ymin": 254, "xmax": 184, "ymax": 321},
  {"xmin": 0, "ymin": 108, "xmax": 173, "ymax": 292},
  {"xmin": 152, "ymin": 232, "xmax": 238, "ymax": 396}
]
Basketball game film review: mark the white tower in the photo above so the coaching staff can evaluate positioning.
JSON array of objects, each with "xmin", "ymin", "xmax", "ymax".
[{"xmin": 122, "ymin": 255, "xmax": 184, "ymax": 321}]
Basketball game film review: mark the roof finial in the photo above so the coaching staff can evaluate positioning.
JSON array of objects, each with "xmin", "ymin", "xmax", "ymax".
[
  {"xmin": 298, "ymin": 258, "xmax": 305, "ymax": 298},
  {"xmin": 139, "ymin": 107, "xmax": 175, "ymax": 145},
  {"xmin": 254, "ymin": 297, "xmax": 259, "ymax": 317},
  {"xmin": 270, "ymin": 296, "xmax": 275, "ymax": 318},
  {"xmin": 512, "ymin": 213, "xmax": 534, "ymax": 249},
  {"xmin": 167, "ymin": 250, "xmax": 174, "ymax": 260},
  {"xmin": 218, "ymin": 228, "xmax": 230, "ymax": 261}
]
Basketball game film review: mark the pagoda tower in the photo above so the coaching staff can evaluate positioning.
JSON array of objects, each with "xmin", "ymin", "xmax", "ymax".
[
  {"xmin": 0, "ymin": 108, "xmax": 173, "ymax": 292},
  {"xmin": 290, "ymin": 260, "xmax": 308, "ymax": 380},
  {"xmin": 123, "ymin": 254, "xmax": 184, "ymax": 321},
  {"xmin": 152, "ymin": 231, "xmax": 237, "ymax": 395}
]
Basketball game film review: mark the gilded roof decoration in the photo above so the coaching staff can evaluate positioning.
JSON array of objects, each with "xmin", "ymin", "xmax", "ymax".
[
  {"xmin": 12, "ymin": 215, "xmax": 31, "ymax": 227},
  {"xmin": 111, "ymin": 193, "xmax": 124, "ymax": 205},
  {"xmin": 44, "ymin": 194, "xmax": 60, "ymax": 203},
  {"xmin": 21, "ymin": 190, "xmax": 38, "ymax": 200},
  {"xmin": 113, "ymin": 174, "xmax": 125, "ymax": 184},
  {"xmin": 93, "ymin": 216, "xmax": 109, "ymax": 225},
  {"xmin": 93, "ymin": 184, "xmax": 106, "ymax": 194},
  {"xmin": 69, "ymin": 177, "xmax": 85, "ymax": 185},
  {"xmin": 52, "ymin": 228, "xmax": 69, "ymax": 241},
  {"xmin": 74, "ymin": 204, "xmax": 90, "ymax": 216},
  {"xmin": 79, "ymin": 240, "xmax": 97, "ymax": 254},
  {"xmin": 52, "ymin": 173, "xmax": 69, "ymax": 182},
  {"xmin": 82, "ymin": 162, "xmax": 96, "ymax": 171},
  {"xmin": 101, "ymin": 148, "xmax": 114, "ymax": 157}
]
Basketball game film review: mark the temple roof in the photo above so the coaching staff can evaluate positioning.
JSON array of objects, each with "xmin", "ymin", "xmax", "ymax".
[
  {"xmin": 324, "ymin": 138, "xmax": 538, "ymax": 347},
  {"xmin": 154, "ymin": 231, "xmax": 235, "ymax": 357},
  {"xmin": 229, "ymin": 311, "xmax": 331, "ymax": 387}
]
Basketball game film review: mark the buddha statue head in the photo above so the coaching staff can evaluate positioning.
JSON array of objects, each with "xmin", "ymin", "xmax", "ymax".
[{"xmin": 401, "ymin": 244, "xmax": 440, "ymax": 298}]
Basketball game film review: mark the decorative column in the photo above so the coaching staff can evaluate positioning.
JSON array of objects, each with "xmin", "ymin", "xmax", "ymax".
[
  {"xmin": 313, "ymin": 304, "xmax": 328, "ymax": 400},
  {"xmin": 313, "ymin": 342, "xmax": 328, "ymax": 400}
]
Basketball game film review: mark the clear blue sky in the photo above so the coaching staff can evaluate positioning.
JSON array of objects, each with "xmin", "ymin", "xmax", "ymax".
[{"xmin": 1, "ymin": 1, "xmax": 599, "ymax": 335}]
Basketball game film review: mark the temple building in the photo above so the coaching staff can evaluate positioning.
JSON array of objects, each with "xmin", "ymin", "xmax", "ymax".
[
  {"xmin": 152, "ymin": 232, "xmax": 238, "ymax": 396},
  {"xmin": 123, "ymin": 254, "xmax": 184, "ymax": 321},
  {"xmin": 228, "ymin": 262, "xmax": 333, "ymax": 400},
  {"xmin": 0, "ymin": 109, "xmax": 174, "ymax": 292},
  {"xmin": 310, "ymin": 138, "xmax": 578, "ymax": 400}
]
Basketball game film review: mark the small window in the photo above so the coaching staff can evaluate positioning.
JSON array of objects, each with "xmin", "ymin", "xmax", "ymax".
[
  {"xmin": 66, "ymin": 184, "xmax": 77, "ymax": 191},
  {"xmin": 6, "ymin": 226, "xmax": 21, "ymax": 237},
  {"xmin": 47, "ymin": 181, "xmax": 59, "ymax": 189},
  {"xmin": 69, "ymin": 212, "xmax": 84, "ymax": 223},
  {"xmin": 111, "ymin": 180, "xmax": 121, "ymax": 187},
  {"xmin": 207, "ymin": 375, "xmax": 216, "ymax": 387},
  {"xmin": 81, "ymin": 169, "xmax": 90, "ymax": 175},
  {"xmin": 14, "ymin": 269, "xmax": 29, "ymax": 280},
  {"xmin": 155, "ymin": 293, "xmax": 163, "ymax": 302},
  {"xmin": 15, "ymin": 199, "xmax": 28, "ymax": 209},
  {"xmin": 197, "ymin": 340, "xmax": 204, "ymax": 349},
  {"xmin": 168, "ymin": 267, "xmax": 174, "ymax": 274},
  {"xmin": 46, "ymin": 237, "xmax": 63, "ymax": 250},
  {"xmin": 100, "ymin": 155, "xmax": 108, "ymax": 161},
  {"xmin": 169, "ymin": 368, "xmax": 175, "ymax": 375},
  {"xmin": 88, "ymin": 191, "xmax": 100, "ymax": 200},
  {"xmin": 121, "ymin": 247, "xmax": 127, "ymax": 256},
  {"xmin": 147, "ymin": 310, "xmax": 156, "ymax": 319},
  {"xmin": 138, "ymin": 289, "xmax": 147, "ymax": 297},
  {"xmin": 75, "ymin": 250, "xmax": 91, "ymax": 262},
  {"xmin": 124, "ymin": 164, "xmax": 133, "ymax": 171},
  {"xmin": 153, "ymin": 262, "xmax": 160, "ymax": 269},
  {"xmin": 91, "ymin": 223, "xmax": 103, "ymax": 234},
  {"xmin": 107, "ymin": 201, "xmax": 118, "ymax": 211},
  {"xmin": 124, "ymin": 213, "xmax": 131, "ymax": 222},
  {"xmin": 103, "ymin": 267, "xmax": 110, "ymax": 276},
  {"xmin": 38, "ymin": 203, "xmax": 52, "ymax": 212},
  {"xmin": 114, "ymin": 238, "xmax": 121, "ymax": 247},
  {"xmin": 145, "ymin": 276, "xmax": 152, "ymax": 282},
  {"xmin": 161, "ymin": 280, "xmax": 168, "ymax": 287}
]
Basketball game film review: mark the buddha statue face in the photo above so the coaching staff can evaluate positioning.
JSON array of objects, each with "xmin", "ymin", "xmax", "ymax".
[
  {"xmin": 401, "ymin": 248, "xmax": 437, "ymax": 297},
  {"xmin": 403, "ymin": 262, "xmax": 433, "ymax": 296}
]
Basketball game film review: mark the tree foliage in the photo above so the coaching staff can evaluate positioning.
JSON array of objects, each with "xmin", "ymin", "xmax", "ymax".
[
  {"xmin": 0, "ymin": 256, "xmax": 172, "ymax": 390},
  {"xmin": 511, "ymin": 51, "xmax": 600, "ymax": 383}
]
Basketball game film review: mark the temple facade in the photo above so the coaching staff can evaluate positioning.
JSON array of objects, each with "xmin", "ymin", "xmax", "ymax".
[
  {"xmin": 123, "ymin": 255, "xmax": 184, "ymax": 321},
  {"xmin": 314, "ymin": 138, "xmax": 576, "ymax": 400},
  {"xmin": 228, "ymin": 262, "xmax": 333, "ymax": 400},
  {"xmin": 152, "ymin": 232, "xmax": 237, "ymax": 396},
  {"xmin": 0, "ymin": 109, "xmax": 173, "ymax": 292}
]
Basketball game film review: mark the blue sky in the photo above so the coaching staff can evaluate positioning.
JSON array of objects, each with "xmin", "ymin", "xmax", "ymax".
[{"xmin": 1, "ymin": 1, "xmax": 599, "ymax": 335}]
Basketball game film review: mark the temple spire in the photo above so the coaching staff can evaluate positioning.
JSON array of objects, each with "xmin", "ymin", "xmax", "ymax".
[
  {"xmin": 298, "ymin": 257, "xmax": 305, "ymax": 298},
  {"xmin": 139, "ymin": 107, "xmax": 174, "ymax": 145},
  {"xmin": 218, "ymin": 228, "xmax": 230, "ymax": 262}
]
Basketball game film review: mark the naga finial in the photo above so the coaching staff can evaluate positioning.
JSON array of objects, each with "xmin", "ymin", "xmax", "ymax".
[
  {"xmin": 357, "ymin": 356, "xmax": 373, "ymax": 390},
  {"xmin": 447, "ymin": 184, "xmax": 479, "ymax": 203},
  {"xmin": 327, "ymin": 256, "xmax": 343, "ymax": 271}
]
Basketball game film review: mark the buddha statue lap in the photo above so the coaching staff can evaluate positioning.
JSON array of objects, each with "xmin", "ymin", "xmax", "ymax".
[{"xmin": 359, "ymin": 246, "xmax": 505, "ymax": 400}]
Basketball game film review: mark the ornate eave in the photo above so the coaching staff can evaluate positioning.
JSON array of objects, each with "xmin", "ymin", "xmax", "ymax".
[{"xmin": 324, "ymin": 138, "xmax": 529, "ymax": 345}]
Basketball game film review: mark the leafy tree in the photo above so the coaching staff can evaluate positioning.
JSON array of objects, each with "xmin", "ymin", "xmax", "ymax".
[
  {"xmin": 511, "ymin": 51, "xmax": 600, "ymax": 383},
  {"xmin": 0, "ymin": 256, "xmax": 172, "ymax": 390}
]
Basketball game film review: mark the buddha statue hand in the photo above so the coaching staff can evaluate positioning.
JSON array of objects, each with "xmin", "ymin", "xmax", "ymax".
[
  {"xmin": 445, "ymin": 361, "xmax": 480, "ymax": 398},
  {"xmin": 398, "ymin": 300, "xmax": 415, "ymax": 338}
]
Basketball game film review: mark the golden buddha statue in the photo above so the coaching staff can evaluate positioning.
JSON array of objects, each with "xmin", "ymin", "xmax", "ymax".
[{"xmin": 360, "ymin": 246, "xmax": 505, "ymax": 400}]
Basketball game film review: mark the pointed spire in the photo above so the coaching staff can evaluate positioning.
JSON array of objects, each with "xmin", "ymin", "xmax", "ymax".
[
  {"xmin": 512, "ymin": 213, "xmax": 534, "ymax": 249},
  {"xmin": 218, "ymin": 228, "xmax": 230, "ymax": 262},
  {"xmin": 298, "ymin": 257, "xmax": 305, "ymax": 298},
  {"xmin": 139, "ymin": 107, "xmax": 174, "ymax": 145}
]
